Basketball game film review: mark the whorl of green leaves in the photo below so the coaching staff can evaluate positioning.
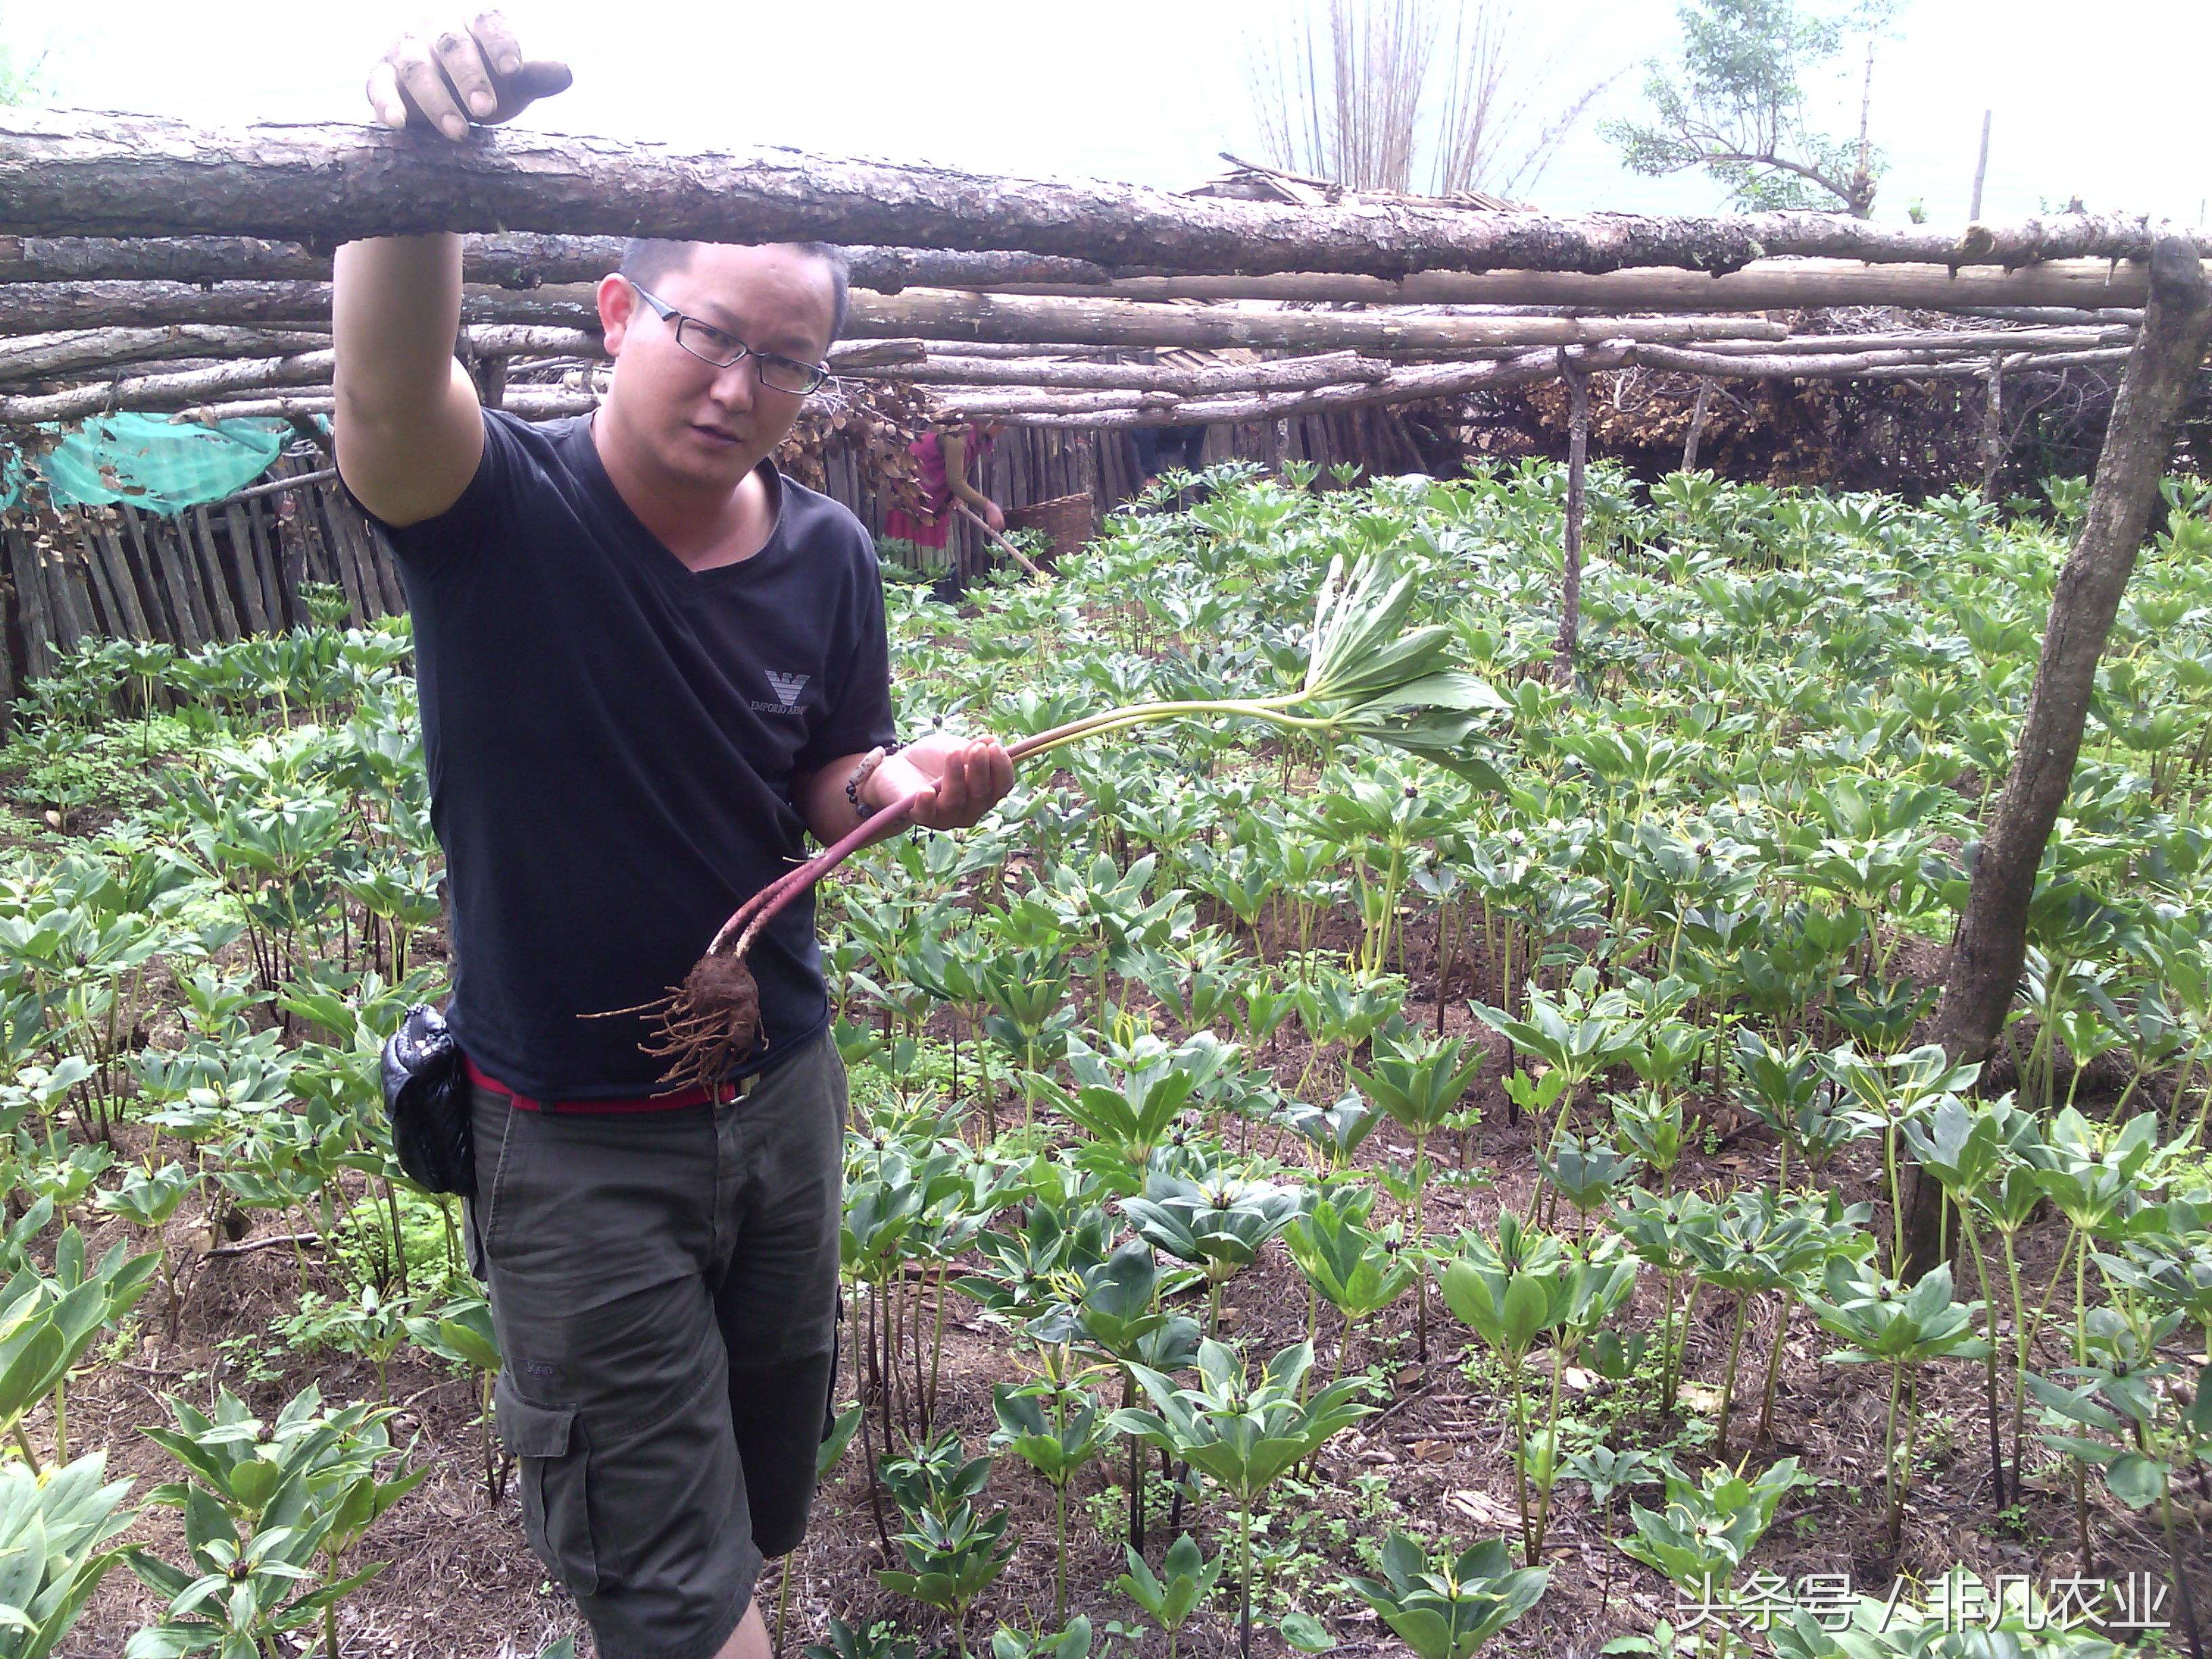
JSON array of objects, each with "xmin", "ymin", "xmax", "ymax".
[
  {"xmin": 1344, "ymin": 1532, "xmax": 1549, "ymax": 1659},
  {"xmin": 1299, "ymin": 554, "xmax": 1508, "ymax": 786}
]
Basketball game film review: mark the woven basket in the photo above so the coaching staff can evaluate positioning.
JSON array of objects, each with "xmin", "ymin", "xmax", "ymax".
[{"xmin": 1004, "ymin": 491, "xmax": 1097, "ymax": 565}]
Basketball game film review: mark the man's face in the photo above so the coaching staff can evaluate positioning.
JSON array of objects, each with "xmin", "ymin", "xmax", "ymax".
[{"xmin": 598, "ymin": 243, "xmax": 838, "ymax": 491}]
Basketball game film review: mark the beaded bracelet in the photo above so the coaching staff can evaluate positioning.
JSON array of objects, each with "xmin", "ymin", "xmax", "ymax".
[{"xmin": 844, "ymin": 741, "xmax": 903, "ymax": 819}]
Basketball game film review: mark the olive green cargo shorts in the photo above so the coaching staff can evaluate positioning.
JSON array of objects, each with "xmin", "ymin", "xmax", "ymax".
[{"xmin": 463, "ymin": 1027, "xmax": 846, "ymax": 1659}]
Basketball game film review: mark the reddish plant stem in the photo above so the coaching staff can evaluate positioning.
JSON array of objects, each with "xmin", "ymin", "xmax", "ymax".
[{"xmin": 708, "ymin": 785, "xmax": 937, "ymax": 956}]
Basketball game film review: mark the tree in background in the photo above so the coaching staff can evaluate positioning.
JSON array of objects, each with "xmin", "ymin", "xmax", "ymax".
[
  {"xmin": 1601, "ymin": 0, "xmax": 1900, "ymax": 217},
  {"xmin": 0, "ymin": 5, "xmax": 51, "ymax": 106},
  {"xmin": 1244, "ymin": 0, "xmax": 1621, "ymax": 200}
]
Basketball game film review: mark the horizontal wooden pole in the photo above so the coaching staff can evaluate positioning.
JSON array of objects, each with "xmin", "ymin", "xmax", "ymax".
[
  {"xmin": 947, "ymin": 335, "xmax": 2162, "ymax": 424},
  {"xmin": 0, "ymin": 278, "xmax": 1799, "ymax": 345},
  {"xmin": 0, "ymin": 232, "xmax": 1113, "ymax": 291},
  {"xmin": 994, "ymin": 258, "xmax": 2163, "ymax": 310},
  {"xmin": 171, "ymin": 387, "xmax": 597, "ymax": 423},
  {"xmin": 944, "ymin": 344, "xmax": 1632, "ymax": 425},
  {"xmin": 1685, "ymin": 323, "xmax": 2133, "ymax": 356},
  {"xmin": 1, "ymin": 110, "xmax": 2198, "ymax": 278},
  {"xmin": 0, "ymin": 324, "xmax": 331, "ymax": 382},
  {"xmin": 0, "ymin": 346, "xmax": 335, "ymax": 422},
  {"xmin": 864, "ymin": 350, "xmax": 1397, "ymax": 392}
]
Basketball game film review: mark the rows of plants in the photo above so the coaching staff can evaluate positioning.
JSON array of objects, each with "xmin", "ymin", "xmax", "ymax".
[{"xmin": 0, "ymin": 458, "xmax": 2205, "ymax": 1659}]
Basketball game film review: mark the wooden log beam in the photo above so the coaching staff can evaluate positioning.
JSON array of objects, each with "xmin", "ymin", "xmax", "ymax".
[
  {"xmin": 995, "ymin": 258, "xmax": 2163, "ymax": 310},
  {"xmin": 0, "ymin": 279, "xmax": 337, "ymax": 331},
  {"xmin": 0, "ymin": 110, "xmax": 2196, "ymax": 277},
  {"xmin": 0, "ymin": 277, "xmax": 1801, "ymax": 344},
  {"xmin": 0, "ymin": 324, "xmax": 331, "ymax": 382},
  {"xmin": 0, "ymin": 347, "xmax": 335, "ymax": 422},
  {"xmin": 862, "ymin": 350, "xmax": 1397, "ymax": 393},
  {"xmin": 171, "ymin": 387, "xmax": 596, "ymax": 423},
  {"xmin": 1631, "ymin": 342, "xmax": 1993, "ymax": 377},
  {"xmin": 0, "ymin": 232, "xmax": 1114, "ymax": 292},
  {"xmin": 939, "ymin": 335, "xmax": 2152, "ymax": 424},
  {"xmin": 47, "ymin": 329, "xmax": 2144, "ymax": 428},
  {"xmin": 941, "ymin": 343, "xmax": 1636, "ymax": 426},
  {"xmin": 838, "ymin": 293, "xmax": 1788, "ymax": 350},
  {"xmin": 0, "ymin": 316, "xmax": 2105, "ymax": 390},
  {"xmin": 1687, "ymin": 323, "xmax": 2132, "ymax": 356},
  {"xmin": 0, "ymin": 329, "xmax": 918, "ymax": 417}
]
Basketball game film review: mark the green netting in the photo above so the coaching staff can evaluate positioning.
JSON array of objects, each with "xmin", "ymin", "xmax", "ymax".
[{"xmin": 0, "ymin": 413, "xmax": 290, "ymax": 516}]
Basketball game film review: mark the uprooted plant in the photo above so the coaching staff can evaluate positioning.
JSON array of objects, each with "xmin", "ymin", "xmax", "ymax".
[{"xmin": 609, "ymin": 553, "xmax": 1508, "ymax": 1089}]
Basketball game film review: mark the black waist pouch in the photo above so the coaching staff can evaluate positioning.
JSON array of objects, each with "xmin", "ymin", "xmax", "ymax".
[{"xmin": 381, "ymin": 1003, "xmax": 474, "ymax": 1195}]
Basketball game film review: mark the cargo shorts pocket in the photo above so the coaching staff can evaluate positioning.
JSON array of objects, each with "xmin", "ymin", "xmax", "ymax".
[{"xmin": 495, "ymin": 1373, "xmax": 600, "ymax": 1599}]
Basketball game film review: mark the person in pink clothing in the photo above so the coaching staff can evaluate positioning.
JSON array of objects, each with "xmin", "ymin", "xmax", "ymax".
[{"xmin": 883, "ymin": 416, "xmax": 1006, "ymax": 548}]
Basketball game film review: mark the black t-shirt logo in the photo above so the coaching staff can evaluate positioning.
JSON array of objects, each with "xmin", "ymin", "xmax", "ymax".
[{"xmin": 764, "ymin": 670, "xmax": 810, "ymax": 711}]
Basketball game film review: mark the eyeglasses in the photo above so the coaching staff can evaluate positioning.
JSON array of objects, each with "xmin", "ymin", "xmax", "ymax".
[{"xmin": 627, "ymin": 281, "xmax": 831, "ymax": 396}]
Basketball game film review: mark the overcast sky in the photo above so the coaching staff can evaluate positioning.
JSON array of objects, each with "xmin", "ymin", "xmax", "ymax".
[{"xmin": 22, "ymin": 1, "xmax": 2209, "ymax": 231}]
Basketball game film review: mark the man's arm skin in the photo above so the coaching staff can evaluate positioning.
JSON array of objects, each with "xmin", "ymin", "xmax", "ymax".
[
  {"xmin": 795, "ymin": 734, "xmax": 1015, "ymax": 850},
  {"xmin": 333, "ymin": 235, "xmax": 485, "ymax": 528},
  {"xmin": 335, "ymin": 18, "xmax": 569, "ymax": 528}
]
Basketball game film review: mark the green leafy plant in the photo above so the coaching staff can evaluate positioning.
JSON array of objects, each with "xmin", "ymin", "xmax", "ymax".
[
  {"xmin": 652, "ymin": 550, "xmax": 1509, "ymax": 1089},
  {"xmin": 989, "ymin": 1357, "xmax": 1114, "ymax": 1624},
  {"xmin": 1615, "ymin": 1456, "xmax": 1813, "ymax": 1630},
  {"xmin": 1345, "ymin": 1031, "xmax": 1483, "ymax": 1357},
  {"xmin": 127, "ymin": 1382, "xmax": 424, "ymax": 1659},
  {"xmin": 0, "ymin": 1450, "xmax": 138, "ymax": 1659},
  {"xmin": 1437, "ymin": 1212, "xmax": 1637, "ymax": 1563},
  {"xmin": 1801, "ymin": 1259, "xmax": 1988, "ymax": 1550},
  {"xmin": 1345, "ymin": 1532, "xmax": 1549, "ymax": 1659},
  {"xmin": 1109, "ymin": 1338, "xmax": 1374, "ymax": 1659},
  {"xmin": 1113, "ymin": 1532, "xmax": 1225, "ymax": 1659},
  {"xmin": 876, "ymin": 1502, "xmax": 1017, "ymax": 1659},
  {"xmin": 1283, "ymin": 1187, "xmax": 1415, "ymax": 1380}
]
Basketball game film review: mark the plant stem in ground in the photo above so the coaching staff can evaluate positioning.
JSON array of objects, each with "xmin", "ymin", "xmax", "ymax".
[
  {"xmin": 1053, "ymin": 1479, "xmax": 1069, "ymax": 1626},
  {"xmin": 1125, "ymin": 1371, "xmax": 1144, "ymax": 1553},
  {"xmin": 2162, "ymin": 1483, "xmax": 2208, "ymax": 1659},
  {"xmin": 2016, "ymin": 1220, "xmax": 2079, "ymax": 1503},
  {"xmin": 1756, "ymin": 1298, "xmax": 1791, "ymax": 1443},
  {"xmin": 1955, "ymin": 1204, "xmax": 2007, "ymax": 1510},
  {"xmin": 1715, "ymin": 1292, "xmax": 1750, "ymax": 1456},
  {"xmin": 1890, "ymin": 1364, "xmax": 1922, "ymax": 1553},
  {"xmin": 2073, "ymin": 1240, "xmax": 2092, "ymax": 1573},
  {"xmin": 1881, "ymin": 1360, "xmax": 1906, "ymax": 1551},
  {"xmin": 1530, "ymin": 1341, "xmax": 1565, "ymax": 1561},
  {"xmin": 1507, "ymin": 1349, "xmax": 1533, "ymax": 1563},
  {"xmin": 478, "ymin": 1369, "xmax": 495, "ymax": 1504},
  {"xmin": 1237, "ymin": 1497, "xmax": 1254, "ymax": 1659}
]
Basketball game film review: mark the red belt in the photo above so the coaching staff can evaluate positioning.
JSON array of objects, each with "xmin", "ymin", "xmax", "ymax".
[{"xmin": 465, "ymin": 1055, "xmax": 756, "ymax": 1113}]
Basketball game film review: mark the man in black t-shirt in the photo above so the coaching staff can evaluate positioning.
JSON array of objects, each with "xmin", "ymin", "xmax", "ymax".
[{"xmin": 335, "ymin": 19, "xmax": 1014, "ymax": 1659}]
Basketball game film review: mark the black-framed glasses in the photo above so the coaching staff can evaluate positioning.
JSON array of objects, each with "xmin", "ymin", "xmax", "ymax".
[{"xmin": 628, "ymin": 281, "xmax": 831, "ymax": 395}]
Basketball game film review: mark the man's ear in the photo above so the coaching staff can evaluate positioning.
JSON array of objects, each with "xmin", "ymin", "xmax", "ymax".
[{"xmin": 598, "ymin": 273, "xmax": 637, "ymax": 354}]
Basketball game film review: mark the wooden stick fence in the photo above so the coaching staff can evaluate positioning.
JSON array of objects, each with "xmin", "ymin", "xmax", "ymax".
[{"xmin": 0, "ymin": 451, "xmax": 407, "ymax": 688}]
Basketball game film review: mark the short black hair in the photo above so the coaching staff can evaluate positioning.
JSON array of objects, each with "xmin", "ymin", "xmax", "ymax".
[{"xmin": 617, "ymin": 238, "xmax": 851, "ymax": 344}]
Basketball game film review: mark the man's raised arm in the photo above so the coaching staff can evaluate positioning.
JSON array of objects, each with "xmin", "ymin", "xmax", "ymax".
[{"xmin": 331, "ymin": 14, "xmax": 571, "ymax": 527}]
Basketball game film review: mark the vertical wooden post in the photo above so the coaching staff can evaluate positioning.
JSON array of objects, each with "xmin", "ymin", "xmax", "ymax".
[
  {"xmin": 1681, "ymin": 377, "xmax": 1715, "ymax": 473},
  {"xmin": 1978, "ymin": 355, "xmax": 2005, "ymax": 499},
  {"xmin": 188, "ymin": 506, "xmax": 241, "ymax": 640},
  {"xmin": 75, "ymin": 525, "xmax": 125, "ymax": 636},
  {"xmin": 3, "ymin": 527, "xmax": 53, "ymax": 684},
  {"xmin": 94, "ymin": 526, "xmax": 154, "ymax": 640},
  {"xmin": 1968, "ymin": 110, "xmax": 1992, "ymax": 221},
  {"xmin": 1905, "ymin": 238, "xmax": 2212, "ymax": 1280},
  {"xmin": 1551, "ymin": 354, "xmax": 1591, "ymax": 687},
  {"xmin": 135, "ymin": 508, "xmax": 205, "ymax": 647}
]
